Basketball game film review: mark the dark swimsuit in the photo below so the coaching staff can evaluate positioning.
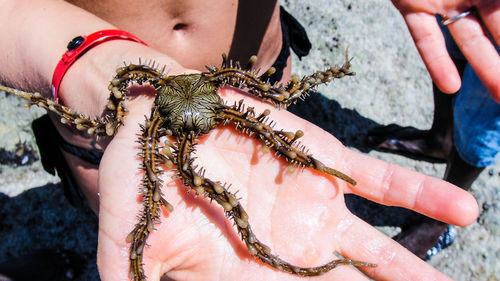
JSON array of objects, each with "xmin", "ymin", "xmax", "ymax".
[
  {"xmin": 32, "ymin": 6, "xmax": 311, "ymax": 207},
  {"xmin": 268, "ymin": 6, "xmax": 311, "ymax": 84}
]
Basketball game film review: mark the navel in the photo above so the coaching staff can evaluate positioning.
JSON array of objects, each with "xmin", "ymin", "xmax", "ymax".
[{"xmin": 173, "ymin": 23, "xmax": 188, "ymax": 31}]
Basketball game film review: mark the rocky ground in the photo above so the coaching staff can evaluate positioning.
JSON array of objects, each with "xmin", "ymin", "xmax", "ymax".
[{"xmin": 0, "ymin": 1, "xmax": 498, "ymax": 280}]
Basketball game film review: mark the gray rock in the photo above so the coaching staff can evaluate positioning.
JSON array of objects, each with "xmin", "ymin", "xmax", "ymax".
[{"xmin": 1, "ymin": 1, "xmax": 498, "ymax": 280}]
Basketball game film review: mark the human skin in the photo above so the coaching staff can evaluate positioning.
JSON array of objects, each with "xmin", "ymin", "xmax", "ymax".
[
  {"xmin": 0, "ymin": 0, "xmax": 284, "ymax": 213},
  {"xmin": 98, "ymin": 87, "xmax": 478, "ymax": 280},
  {"xmin": 0, "ymin": 0, "xmax": 480, "ymax": 280},
  {"xmin": 391, "ymin": 0, "xmax": 500, "ymax": 101}
]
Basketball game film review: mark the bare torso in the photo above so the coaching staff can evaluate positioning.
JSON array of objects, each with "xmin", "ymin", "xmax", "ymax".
[
  {"xmin": 66, "ymin": 0, "xmax": 282, "ymax": 72},
  {"xmin": 59, "ymin": 0, "xmax": 287, "ymax": 213}
]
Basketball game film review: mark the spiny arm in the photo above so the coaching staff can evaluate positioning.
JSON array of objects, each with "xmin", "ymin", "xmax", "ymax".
[
  {"xmin": 217, "ymin": 101, "xmax": 356, "ymax": 185},
  {"xmin": 0, "ymin": 85, "xmax": 115, "ymax": 136},
  {"xmin": 127, "ymin": 110, "xmax": 173, "ymax": 281},
  {"xmin": 173, "ymin": 128, "xmax": 372, "ymax": 276},
  {"xmin": 204, "ymin": 51, "xmax": 354, "ymax": 108}
]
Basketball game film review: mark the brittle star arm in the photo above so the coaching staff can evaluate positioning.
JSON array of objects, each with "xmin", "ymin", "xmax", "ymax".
[
  {"xmin": 0, "ymin": 85, "xmax": 115, "ymax": 136},
  {"xmin": 127, "ymin": 110, "xmax": 174, "ymax": 281},
  {"xmin": 204, "ymin": 51, "xmax": 354, "ymax": 108},
  {"xmin": 106, "ymin": 61, "xmax": 169, "ymax": 135},
  {"xmin": 1, "ymin": 62, "xmax": 165, "ymax": 137},
  {"xmin": 216, "ymin": 102, "xmax": 357, "ymax": 185},
  {"xmin": 174, "ymin": 131, "xmax": 371, "ymax": 276}
]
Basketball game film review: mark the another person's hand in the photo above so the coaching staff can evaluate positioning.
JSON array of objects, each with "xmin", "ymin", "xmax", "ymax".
[
  {"xmin": 391, "ymin": 0, "xmax": 500, "ymax": 101},
  {"xmin": 97, "ymin": 87, "xmax": 478, "ymax": 280}
]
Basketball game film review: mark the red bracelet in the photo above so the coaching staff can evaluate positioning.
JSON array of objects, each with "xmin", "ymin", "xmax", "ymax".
[{"xmin": 51, "ymin": 29, "xmax": 149, "ymax": 101}]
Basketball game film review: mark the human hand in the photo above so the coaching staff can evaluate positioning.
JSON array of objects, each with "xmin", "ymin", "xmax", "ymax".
[
  {"xmin": 391, "ymin": 0, "xmax": 500, "ymax": 101},
  {"xmin": 96, "ymin": 86, "xmax": 478, "ymax": 281}
]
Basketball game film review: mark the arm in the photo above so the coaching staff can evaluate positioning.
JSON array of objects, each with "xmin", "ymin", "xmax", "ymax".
[
  {"xmin": 0, "ymin": 0, "xmax": 190, "ymax": 212},
  {"xmin": 0, "ymin": 2, "xmax": 479, "ymax": 280},
  {"xmin": 0, "ymin": 0, "xmax": 186, "ymax": 116},
  {"xmin": 98, "ymin": 87, "xmax": 478, "ymax": 280}
]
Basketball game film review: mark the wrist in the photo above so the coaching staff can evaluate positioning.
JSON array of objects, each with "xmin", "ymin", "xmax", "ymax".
[
  {"xmin": 9, "ymin": 1, "xmax": 118, "ymax": 93},
  {"xmin": 52, "ymin": 30, "xmax": 149, "ymax": 101},
  {"xmin": 58, "ymin": 39, "xmax": 186, "ymax": 118},
  {"xmin": 51, "ymin": 39, "xmax": 187, "ymax": 166}
]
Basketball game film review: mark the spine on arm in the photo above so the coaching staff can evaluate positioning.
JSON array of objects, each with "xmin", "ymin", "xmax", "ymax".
[{"xmin": 0, "ymin": 0, "xmax": 187, "ymax": 117}]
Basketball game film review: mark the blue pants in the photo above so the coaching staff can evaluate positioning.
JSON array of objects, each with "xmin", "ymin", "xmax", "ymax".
[{"xmin": 440, "ymin": 18, "xmax": 500, "ymax": 167}]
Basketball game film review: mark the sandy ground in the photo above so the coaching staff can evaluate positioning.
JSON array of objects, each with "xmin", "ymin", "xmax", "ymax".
[{"xmin": 0, "ymin": 1, "xmax": 499, "ymax": 280}]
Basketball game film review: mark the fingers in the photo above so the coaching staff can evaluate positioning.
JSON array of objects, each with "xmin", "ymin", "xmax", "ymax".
[
  {"xmin": 223, "ymin": 82, "xmax": 480, "ymax": 228},
  {"xmin": 97, "ymin": 96, "xmax": 160, "ymax": 281},
  {"xmin": 402, "ymin": 3, "xmax": 500, "ymax": 100},
  {"xmin": 403, "ymin": 12, "xmax": 462, "ymax": 94},
  {"xmin": 478, "ymin": 1, "xmax": 500, "ymax": 55},
  {"xmin": 97, "ymin": 222, "xmax": 132, "ymax": 281},
  {"xmin": 342, "ymin": 149, "xmax": 479, "ymax": 227},
  {"xmin": 447, "ymin": 9, "xmax": 500, "ymax": 101},
  {"xmin": 337, "ymin": 213, "xmax": 453, "ymax": 281},
  {"xmin": 97, "ymin": 127, "xmax": 143, "ymax": 281}
]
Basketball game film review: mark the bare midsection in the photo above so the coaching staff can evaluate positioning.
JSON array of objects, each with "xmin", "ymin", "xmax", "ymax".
[{"xmin": 66, "ymin": 0, "xmax": 282, "ymax": 71}]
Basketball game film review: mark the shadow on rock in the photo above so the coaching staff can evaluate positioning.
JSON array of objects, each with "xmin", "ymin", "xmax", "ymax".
[
  {"xmin": 0, "ymin": 141, "xmax": 39, "ymax": 166},
  {"xmin": 0, "ymin": 92, "xmax": 428, "ymax": 281},
  {"xmin": 287, "ymin": 91, "xmax": 380, "ymax": 152},
  {"xmin": 0, "ymin": 184, "xmax": 99, "ymax": 281}
]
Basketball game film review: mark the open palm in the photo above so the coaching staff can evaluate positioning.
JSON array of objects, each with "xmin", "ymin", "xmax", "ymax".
[{"xmin": 96, "ymin": 87, "xmax": 478, "ymax": 281}]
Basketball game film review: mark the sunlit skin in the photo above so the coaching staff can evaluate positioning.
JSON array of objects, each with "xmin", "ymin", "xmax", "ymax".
[
  {"xmin": 0, "ymin": 0, "xmax": 492, "ymax": 280},
  {"xmin": 2, "ymin": 57, "xmax": 376, "ymax": 279},
  {"xmin": 97, "ymin": 86, "xmax": 478, "ymax": 280},
  {"xmin": 0, "ymin": 59, "xmax": 478, "ymax": 279},
  {"xmin": 392, "ymin": 0, "xmax": 500, "ymax": 100}
]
